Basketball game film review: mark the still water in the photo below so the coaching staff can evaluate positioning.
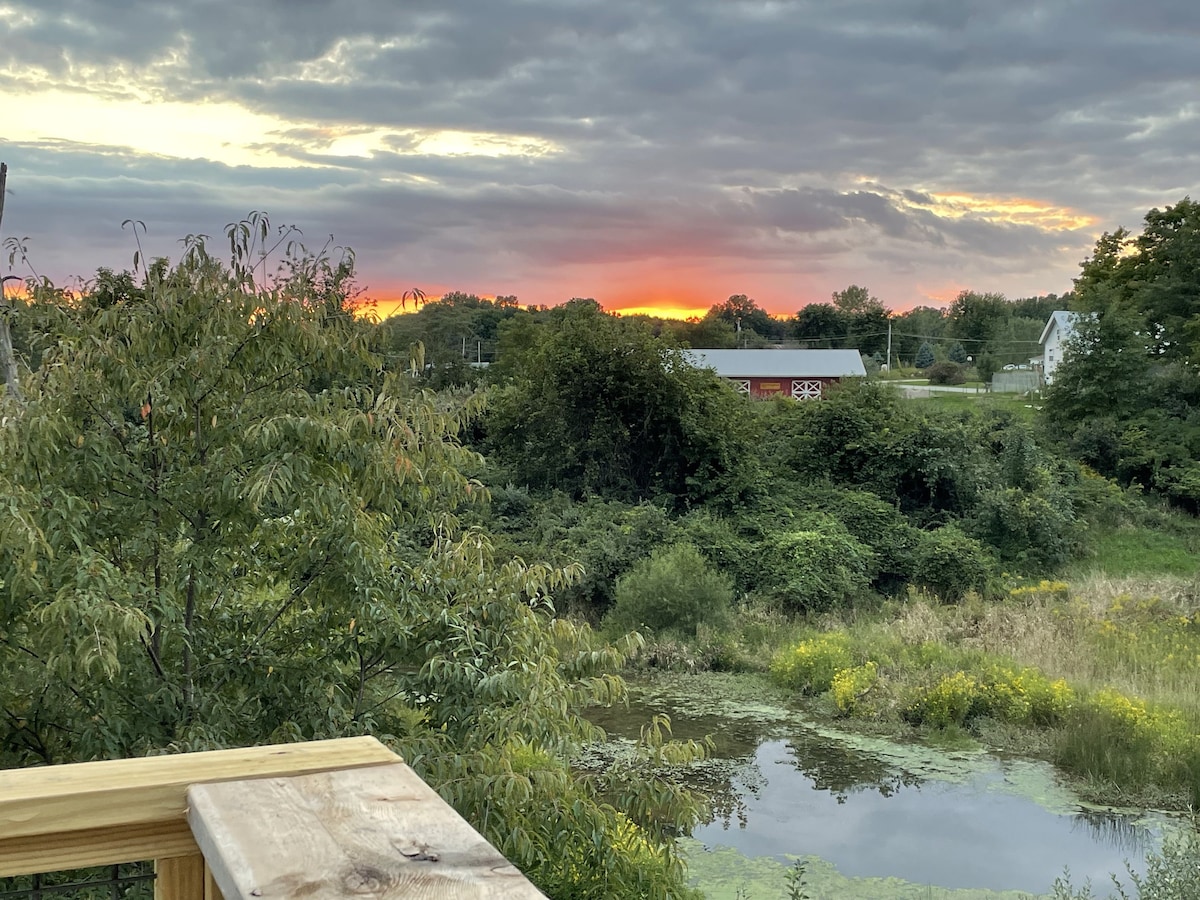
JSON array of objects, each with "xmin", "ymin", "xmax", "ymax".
[{"xmin": 587, "ymin": 673, "xmax": 1165, "ymax": 898}]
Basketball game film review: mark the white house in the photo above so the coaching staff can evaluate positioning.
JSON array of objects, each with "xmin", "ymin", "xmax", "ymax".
[{"xmin": 1039, "ymin": 311, "xmax": 1083, "ymax": 384}]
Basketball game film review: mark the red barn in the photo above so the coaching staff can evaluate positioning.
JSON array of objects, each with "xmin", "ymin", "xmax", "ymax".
[{"xmin": 684, "ymin": 349, "xmax": 867, "ymax": 399}]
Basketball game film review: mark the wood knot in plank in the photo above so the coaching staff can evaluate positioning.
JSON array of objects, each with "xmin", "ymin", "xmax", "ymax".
[{"xmin": 342, "ymin": 864, "xmax": 394, "ymax": 894}]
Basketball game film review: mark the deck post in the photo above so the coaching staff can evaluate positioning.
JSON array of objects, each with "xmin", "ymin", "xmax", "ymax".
[{"xmin": 155, "ymin": 854, "xmax": 205, "ymax": 900}]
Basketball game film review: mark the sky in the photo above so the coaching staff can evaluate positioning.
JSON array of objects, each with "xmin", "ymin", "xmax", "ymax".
[{"xmin": 1, "ymin": 1, "xmax": 1197, "ymax": 320}]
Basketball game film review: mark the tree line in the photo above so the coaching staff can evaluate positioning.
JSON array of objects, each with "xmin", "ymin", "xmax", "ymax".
[{"xmin": 378, "ymin": 283, "xmax": 1063, "ymax": 383}]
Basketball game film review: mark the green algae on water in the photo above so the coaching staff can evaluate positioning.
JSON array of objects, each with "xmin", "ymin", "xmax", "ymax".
[{"xmin": 679, "ymin": 840, "xmax": 1048, "ymax": 900}]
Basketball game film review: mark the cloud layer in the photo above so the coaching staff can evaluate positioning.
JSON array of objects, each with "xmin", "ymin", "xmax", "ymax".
[{"xmin": 3, "ymin": 0, "xmax": 1198, "ymax": 313}]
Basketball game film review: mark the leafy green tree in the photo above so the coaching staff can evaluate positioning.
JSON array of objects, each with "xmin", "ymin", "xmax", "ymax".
[
  {"xmin": 1075, "ymin": 198, "xmax": 1200, "ymax": 363},
  {"xmin": 484, "ymin": 299, "xmax": 759, "ymax": 507},
  {"xmin": 705, "ymin": 293, "xmax": 786, "ymax": 343},
  {"xmin": 793, "ymin": 302, "xmax": 848, "ymax": 348},
  {"xmin": 831, "ymin": 284, "xmax": 881, "ymax": 317},
  {"xmin": 915, "ymin": 341, "xmax": 936, "ymax": 369},
  {"xmin": 666, "ymin": 315, "xmax": 738, "ymax": 348},
  {"xmin": 893, "ymin": 306, "xmax": 947, "ymax": 363},
  {"xmin": 0, "ymin": 231, "xmax": 705, "ymax": 898},
  {"xmin": 1010, "ymin": 294, "xmax": 1065, "ymax": 323},
  {"xmin": 797, "ymin": 289, "xmax": 890, "ymax": 355},
  {"xmin": 375, "ymin": 291, "xmax": 524, "ymax": 386},
  {"xmin": 947, "ymin": 290, "xmax": 1008, "ymax": 346},
  {"xmin": 845, "ymin": 304, "xmax": 892, "ymax": 357},
  {"xmin": 1043, "ymin": 203, "xmax": 1200, "ymax": 506},
  {"xmin": 1042, "ymin": 303, "xmax": 1151, "ymax": 430}
]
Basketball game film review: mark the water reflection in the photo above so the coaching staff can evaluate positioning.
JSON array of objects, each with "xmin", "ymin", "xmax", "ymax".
[
  {"xmin": 785, "ymin": 727, "xmax": 924, "ymax": 804},
  {"xmin": 586, "ymin": 674, "xmax": 1165, "ymax": 895},
  {"xmin": 692, "ymin": 739, "xmax": 1158, "ymax": 894},
  {"xmin": 1072, "ymin": 809, "xmax": 1154, "ymax": 856}
]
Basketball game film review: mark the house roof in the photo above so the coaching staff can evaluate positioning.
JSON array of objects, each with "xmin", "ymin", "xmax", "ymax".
[
  {"xmin": 684, "ymin": 348, "xmax": 867, "ymax": 378},
  {"xmin": 1039, "ymin": 310, "xmax": 1083, "ymax": 346}
]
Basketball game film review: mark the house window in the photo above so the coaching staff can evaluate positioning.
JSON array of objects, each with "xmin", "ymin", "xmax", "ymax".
[
  {"xmin": 792, "ymin": 379, "xmax": 823, "ymax": 401},
  {"xmin": 732, "ymin": 379, "xmax": 750, "ymax": 395}
]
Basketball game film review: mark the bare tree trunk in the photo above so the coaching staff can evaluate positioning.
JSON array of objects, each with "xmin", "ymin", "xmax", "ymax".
[{"xmin": 0, "ymin": 162, "xmax": 23, "ymax": 403}]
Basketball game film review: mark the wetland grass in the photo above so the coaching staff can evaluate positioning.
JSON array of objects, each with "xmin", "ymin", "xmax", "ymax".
[{"xmin": 758, "ymin": 578, "xmax": 1200, "ymax": 809}]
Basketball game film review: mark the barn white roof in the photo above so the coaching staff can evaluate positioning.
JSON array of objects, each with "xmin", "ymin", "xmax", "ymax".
[{"xmin": 684, "ymin": 349, "xmax": 867, "ymax": 378}]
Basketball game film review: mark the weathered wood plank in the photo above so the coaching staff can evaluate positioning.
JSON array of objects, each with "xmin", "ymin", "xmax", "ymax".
[
  {"xmin": 204, "ymin": 862, "xmax": 225, "ymax": 900},
  {"xmin": 0, "ymin": 821, "xmax": 198, "ymax": 877},
  {"xmin": 156, "ymin": 854, "xmax": 205, "ymax": 900},
  {"xmin": 0, "ymin": 737, "xmax": 401, "ymax": 844},
  {"xmin": 188, "ymin": 763, "xmax": 546, "ymax": 899}
]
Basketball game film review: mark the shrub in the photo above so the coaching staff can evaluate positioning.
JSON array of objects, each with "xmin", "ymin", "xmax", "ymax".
[
  {"xmin": 770, "ymin": 633, "xmax": 853, "ymax": 694},
  {"xmin": 532, "ymin": 498, "xmax": 676, "ymax": 617},
  {"xmin": 912, "ymin": 524, "xmax": 994, "ymax": 602},
  {"xmin": 766, "ymin": 516, "xmax": 873, "ymax": 612},
  {"xmin": 926, "ymin": 361, "xmax": 966, "ymax": 385},
  {"xmin": 977, "ymin": 666, "xmax": 1074, "ymax": 726},
  {"xmin": 907, "ymin": 671, "xmax": 982, "ymax": 727},
  {"xmin": 831, "ymin": 662, "xmax": 879, "ymax": 715},
  {"xmin": 970, "ymin": 487, "xmax": 1078, "ymax": 573},
  {"xmin": 603, "ymin": 543, "xmax": 734, "ymax": 638},
  {"xmin": 1052, "ymin": 826, "xmax": 1200, "ymax": 899},
  {"xmin": 675, "ymin": 509, "xmax": 759, "ymax": 595},
  {"xmin": 792, "ymin": 486, "xmax": 922, "ymax": 593}
]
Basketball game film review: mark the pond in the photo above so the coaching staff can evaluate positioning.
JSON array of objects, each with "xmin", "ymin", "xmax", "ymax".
[{"xmin": 586, "ymin": 673, "xmax": 1168, "ymax": 899}]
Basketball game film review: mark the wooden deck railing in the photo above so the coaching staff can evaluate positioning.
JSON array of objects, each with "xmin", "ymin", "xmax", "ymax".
[{"xmin": 0, "ymin": 737, "xmax": 545, "ymax": 899}]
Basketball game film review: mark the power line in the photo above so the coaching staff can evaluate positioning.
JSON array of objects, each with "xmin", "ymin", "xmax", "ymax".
[{"xmin": 790, "ymin": 329, "xmax": 1041, "ymax": 346}]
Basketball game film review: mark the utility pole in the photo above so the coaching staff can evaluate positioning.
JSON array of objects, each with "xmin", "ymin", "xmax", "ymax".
[
  {"xmin": 886, "ymin": 320, "xmax": 893, "ymax": 372},
  {"xmin": 0, "ymin": 162, "xmax": 22, "ymax": 403}
]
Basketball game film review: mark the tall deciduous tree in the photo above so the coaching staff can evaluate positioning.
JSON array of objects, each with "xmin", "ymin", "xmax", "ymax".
[
  {"xmin": 704, "ymin": 293, "xmax": 785, "ymax": 343},
  {"xmin": 0, "ymin": 230, "xmax": 705, "ymax": 898},
  {"xmin": 831, "ymin": 284, "xmax": 882, "ymax": 317},
  {"xmin": 1045, "ymin": 200, "xmax": 1200, "ymax": 508},
  {"xmin": 947, "ymin": 290, "xmax": 1009, "ymax": 346},
  {"xmin": 1075, "ymin": 197, "xmax": 1200, "ymax": 363},
  {"xmin": 485, "ymin": 299, "xmax": 759, "ymax": 507},
  {"xmin": 793, "ymin": 302, "xmax": 848, "ymax": 348}
]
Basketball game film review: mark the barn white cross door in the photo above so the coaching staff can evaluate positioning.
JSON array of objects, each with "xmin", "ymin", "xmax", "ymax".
[{"xmin": 792, "ymin": 379, "xmax": 823, "ymax": 401}]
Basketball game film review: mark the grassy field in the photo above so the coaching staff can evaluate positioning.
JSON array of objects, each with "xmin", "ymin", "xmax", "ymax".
[
  {"xmin": 1070, "ymin": 523, "xmax": 1200, "ymax": 578},
  {"xmin": 902, "ymin": 391, "xmax": 1040, "ymax": 420}
]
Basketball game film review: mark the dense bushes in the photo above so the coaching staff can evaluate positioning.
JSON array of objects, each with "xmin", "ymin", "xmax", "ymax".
[
  {"xmin": 925, "ymin": 361, "xmax": 966, "ymax": 385},
  {"xmin": 911, "ymin": 525, "xmax": 995, "ymax": 601},
  {"xmin": 603, "ymin": 543, "xmax": 734, "ymax": 637},
  {"xmin": 472, "ymin": 319, "xmax": 1152, "ymax": 625},
  {"xmin": 505, "ymin": 498, "xmax": 676, "ymax": 618},
  {"xmin": 766, "ymin": 517, "xmax": 874, "ymax": 612}
]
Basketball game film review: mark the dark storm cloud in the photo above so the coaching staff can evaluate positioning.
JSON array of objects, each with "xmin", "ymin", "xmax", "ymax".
[{"xmin": 4, "ymin": 0, "xmax": 1199, "ymax": 304}]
